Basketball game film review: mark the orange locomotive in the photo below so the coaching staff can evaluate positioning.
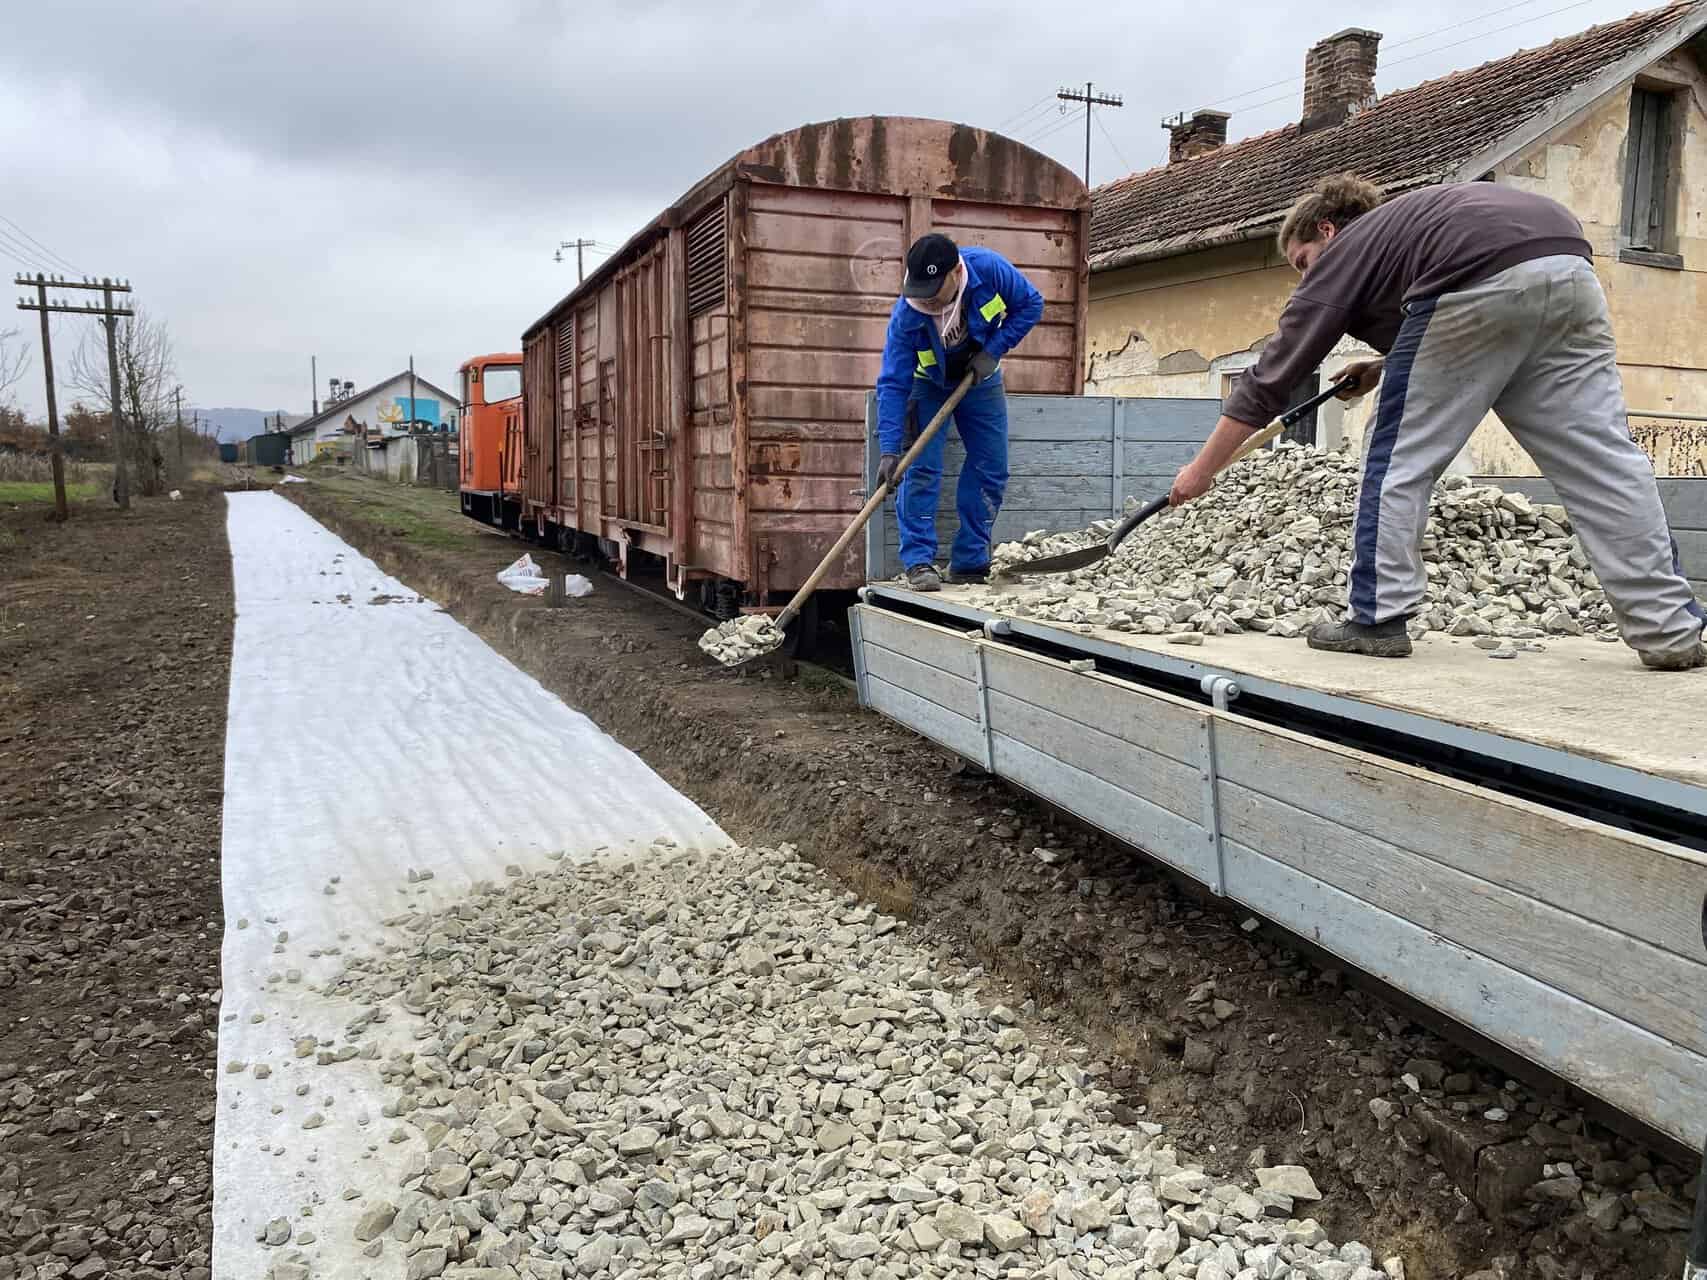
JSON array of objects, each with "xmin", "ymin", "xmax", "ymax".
[{"xmin": 458, "ymin": 352, "xmax": 524, "ymax": 530}]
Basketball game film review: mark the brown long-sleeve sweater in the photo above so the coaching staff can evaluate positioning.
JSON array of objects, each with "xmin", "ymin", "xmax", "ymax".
[{"xmin": 1221, "ymin": 182, "xmax": 1592, "ymax": 428}]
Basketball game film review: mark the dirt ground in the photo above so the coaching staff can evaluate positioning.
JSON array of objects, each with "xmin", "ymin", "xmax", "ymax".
[
  {"xmin": 280, "ymin": 471, "xmax": 1698, "ymax": 1280},
  {"xmin": 0, "ymin": 488, "xmax": 232, "ymax": 1280}
]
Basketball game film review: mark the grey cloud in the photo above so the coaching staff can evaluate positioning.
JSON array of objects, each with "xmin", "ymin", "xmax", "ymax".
[{"xmin": 0, "ymin": 0, "xmax": 1645, "ymax": 413}]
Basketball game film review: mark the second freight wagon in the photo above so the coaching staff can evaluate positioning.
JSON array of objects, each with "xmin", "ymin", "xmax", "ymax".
[{"xmin": 519, "ymin": 115, "xmax": 1089, "ymax": 618}]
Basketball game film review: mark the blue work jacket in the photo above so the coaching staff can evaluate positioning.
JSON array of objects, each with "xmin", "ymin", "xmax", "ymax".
[{"xmin": 873, "ymin": 246, "xmax": 1045, "ymax": 453}]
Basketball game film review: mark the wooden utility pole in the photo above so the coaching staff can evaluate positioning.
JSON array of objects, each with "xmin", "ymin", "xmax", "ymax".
[
  {"xmin": 15, "ymin": 274, "xmax": 134, "ymax": 510},
  {"xmin": 1057, "ymin": 83, "xmax": 1124, "ymax": 188},
  {"xmin": 174, "ymin": 384, "xmax": 184, "ymax": 476},
  {"xmin": 16, "ymin": 275, "xmax": 67, "ymax": 521},
  {"xmin": 556, "ymin": 238, "xmax": 596, "ymax": 282}
]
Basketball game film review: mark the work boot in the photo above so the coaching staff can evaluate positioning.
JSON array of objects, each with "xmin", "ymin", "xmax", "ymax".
[
  {"xmin": 951, "ymin": 564, "xmax": 990, "ymax": 585},
  {"xmin": 1638, "ymin": 636, "xmax": 1706, "ymax": 670},
  {"xmin": 904, "ymin": 563, "xmax": 942, "ymax": 592},
  {"xmin": 1306, "ymin": 616, "xmax": 1412, "ymax": 658}
]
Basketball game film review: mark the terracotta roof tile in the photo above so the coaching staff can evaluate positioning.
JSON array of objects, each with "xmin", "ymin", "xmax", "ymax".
[{"xmin": 1090, "ymin": 2, "xmax": 1703, "ymax": 268}]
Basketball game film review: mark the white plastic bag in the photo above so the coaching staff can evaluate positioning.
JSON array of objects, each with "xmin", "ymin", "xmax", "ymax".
[
  {"xmin": 280, "ymin": 474, "xmax": 308, "ymax": 484},
  {"xmin": 496, "ymin": 554, "xmax": 549, "ymax": 596},
  {"xmin": 564, "ymin": 574, "xmax": 594, "ymax": 598},
  {"xmin": 168, "ymin": 489, "xmax": 182, "ymax": 501}
]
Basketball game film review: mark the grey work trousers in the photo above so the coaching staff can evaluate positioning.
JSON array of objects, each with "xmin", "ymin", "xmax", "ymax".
[{"xmin": 1349, "ymin": 254, "xmax": 1705, "ymax": 658}]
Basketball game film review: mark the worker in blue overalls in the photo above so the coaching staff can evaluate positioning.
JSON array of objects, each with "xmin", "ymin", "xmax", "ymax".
[{"xmin": 874, "ymin": 233, "xmax": 1045, "ymax": 590}]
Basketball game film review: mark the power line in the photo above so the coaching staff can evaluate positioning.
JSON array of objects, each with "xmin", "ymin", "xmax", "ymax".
[
  {"xmin": 1093, "ymin": 107, "xmax": 1135, "ymax": 181},
  {"xmin": 1214, "ymin": 0, "xmax": 1600, "ymax": 119},
  {"xmin": 0, "ymin": 227, "xmax": 52, "ymax": 273},
  {"xmin": 1020, "ymin": 109, "xmax": 1083, "ymax": 147},
  {"xmin": 998, "ymin": 98, "xmax": 1064, "ymax": 139},
  {"xmin": 1015, "ymin": 102, "xmax": 1077, "ymax": 144},
  {"xmin": 0, "ymin": 213, "xmax": 82, "ymax": 276},
  {"xmin": 994, "ymin": 93, "xmax": 1058, "ymax": 133},
  {"xmin": 0, "ymin": 240, "xmax": 41, "ymax": 273},
  {"xmin": 1202, "ymin": 0, "xmax": 1582, "ymax": 113},
  {"xmin": 1382, "ymin": 0, "xmax": 1597, "ymax": 72}
]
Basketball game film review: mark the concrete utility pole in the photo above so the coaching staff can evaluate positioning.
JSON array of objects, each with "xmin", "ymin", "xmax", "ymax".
[
  {"xmin": 15, "ymin": 275, "xmax": 68, "ymax": 521},
  {"xmin": 312, "ymin": 354, "xmax": 318, "ymax": 415},
  {"xmin": 16, "ymin": 274, "xmax": 135, "ymax": 509},
  {"xmin": 555, "ymin": 239, "xmax": 596, "ymax": 283},
  {"xmin": 1057, "ymin": 83, "xmax": 1124, "ymax": 188},
  {"xmin": 174, "ymin": 384, "xmax": 184, "ymax": 476},
  {"xmin": 408, "ymin": 355, "xmax": 416, "ymax": 429}
]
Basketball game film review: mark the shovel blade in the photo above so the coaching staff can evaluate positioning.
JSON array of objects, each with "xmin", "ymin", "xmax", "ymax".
[{"xmin": 999, "ymin": 543, "xmax": 1111, "ymax": 576}]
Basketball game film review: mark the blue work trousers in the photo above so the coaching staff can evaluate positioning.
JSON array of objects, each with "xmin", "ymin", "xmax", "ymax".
[{"xmin": 897, "ymin": 372, "xmax": 1009, "ymax": 573}]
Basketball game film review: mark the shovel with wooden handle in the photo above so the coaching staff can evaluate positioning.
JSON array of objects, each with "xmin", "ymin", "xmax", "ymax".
[
  {"xmin": 1001, "ymin": 376, "xmax": 1360, "ymax": 577},
  {"xmin": 711, "ymin": 370, "xmax": 978, "ymax": 666},
  {"xmin": 774, "ymin": 369, "xmax": 976, "ymax": 632}
]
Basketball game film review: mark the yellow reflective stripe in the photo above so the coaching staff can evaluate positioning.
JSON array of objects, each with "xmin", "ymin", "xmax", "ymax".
[
  {"xmin": 916, "ymin": 349, "xmax": 937, "ymax": 369},
  {"xmin": 980, "ymin": 293, "xmax": 1006, "ymax": 322}
]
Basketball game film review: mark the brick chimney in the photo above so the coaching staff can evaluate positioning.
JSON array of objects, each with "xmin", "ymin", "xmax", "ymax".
[
  {"xmin": 1166, "ymin": 109, "xmax": 1232, "ymax": 163},
  {"xmin": 1301, "ymin": 28, "xmax": 1381, "ymax": 133}
]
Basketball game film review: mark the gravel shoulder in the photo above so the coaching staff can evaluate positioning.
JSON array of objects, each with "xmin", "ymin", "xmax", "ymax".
[
  {"xmin": 271, "ymin": 472, "xmax": 1698, "ymax": 1280},
  {"xmin": 1, "ymin": 488, "xmax": 235, "ymax": 1280}
]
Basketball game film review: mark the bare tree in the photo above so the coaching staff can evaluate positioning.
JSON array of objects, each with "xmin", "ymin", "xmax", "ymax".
[
  {"xmin": 0, "ymin": 326, "xmax": 28, "ymax": 407},
  {"xmin": 69, "ymin": 305, "xmax": 177, "ymax": 497}
]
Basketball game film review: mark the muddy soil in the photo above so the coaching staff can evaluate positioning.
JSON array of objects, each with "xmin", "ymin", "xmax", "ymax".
[
  {"xmin": 281, "ymin": 476, "xmax": 1695, "ymax": 1280},
  {"xmin": 0, "ymin": 490, "xmax": 233, "ymax": 1280}
]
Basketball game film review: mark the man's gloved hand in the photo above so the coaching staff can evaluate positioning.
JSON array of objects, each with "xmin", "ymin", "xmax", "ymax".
[
  {"xmin": 1335, "ymin": 358, "xmax": 1384, "ymax": 400},
  {"xmin": 969, "ymin": 348, "xmax": 999, "ymax": 381},
  {"xmin": 876, "ymin": 453, "xmax": 900, "ymax": 489}
]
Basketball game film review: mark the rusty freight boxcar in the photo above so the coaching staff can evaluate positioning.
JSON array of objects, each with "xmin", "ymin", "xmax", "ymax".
[{"xmin": 519, "ymin": 115, "xmax": 1088, "ymax": 615}]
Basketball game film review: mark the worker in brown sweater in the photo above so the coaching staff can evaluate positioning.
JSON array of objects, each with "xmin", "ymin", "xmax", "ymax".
[{"xmin": 1168, "ymin": 174, "xmax": 1705, "ymax": 669}]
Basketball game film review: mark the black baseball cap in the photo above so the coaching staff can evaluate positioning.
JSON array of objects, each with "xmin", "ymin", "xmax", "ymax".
[{"xmin": 903, "ymin": 233, "xmax": 959, "ymax": 298}]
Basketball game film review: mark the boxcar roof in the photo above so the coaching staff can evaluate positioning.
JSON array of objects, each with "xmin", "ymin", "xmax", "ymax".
[{"xmin": 522, "ymin": 115, "xmax": 1087, "ymax": 340}]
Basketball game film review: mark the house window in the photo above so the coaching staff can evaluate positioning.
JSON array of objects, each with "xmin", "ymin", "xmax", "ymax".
[{"xmin": 1621, "ymin": 86, "xmax": 1682, "ymax": 267}]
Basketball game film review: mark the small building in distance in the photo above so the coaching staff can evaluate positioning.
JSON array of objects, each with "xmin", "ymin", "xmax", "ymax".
[{"xmin": 284, "ymin": 370, "xmax": 458, "ymax": 465}]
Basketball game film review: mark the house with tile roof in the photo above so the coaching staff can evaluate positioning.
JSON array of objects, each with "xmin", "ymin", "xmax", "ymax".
[{"xmin": 1086, "ymin": 1, "xmax": 1707, "ymax": 476}]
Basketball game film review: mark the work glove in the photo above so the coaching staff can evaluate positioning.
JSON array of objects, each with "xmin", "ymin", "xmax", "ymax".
[
  {"xmin": 876, "ymin": 453, "xmax": 900, "ymax": 489},
  {"xmin": 1335, "ymin": 358, "xmax": 1384, "ymax": 400},
  {"xmin": 969, "ymin": 348, "xmax": 999, "ymax": 381}
]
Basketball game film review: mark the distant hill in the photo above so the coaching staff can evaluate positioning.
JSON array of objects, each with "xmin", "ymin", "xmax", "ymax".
[{"xmin": 200, "ymin": 407, "xmax": 304, "ymax": 443}]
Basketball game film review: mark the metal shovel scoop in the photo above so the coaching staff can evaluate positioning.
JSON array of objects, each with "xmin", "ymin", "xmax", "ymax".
[
  {"xmin": 1003, "ymin": 376, "xmax": 1357, "ymax": 577},
  {"xmin": 701, "ymin": 370, "xmax": 979, "ymax": 667}
]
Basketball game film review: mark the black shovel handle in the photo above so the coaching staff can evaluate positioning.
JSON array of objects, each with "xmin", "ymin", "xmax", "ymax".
[
  {"xmin": 1104, "ymin": 494, "xmax": 1170, "ymax": 554},
  {"xmin": 1104, "ymin": 376, "xmax": 1357, "ymax": 556}
]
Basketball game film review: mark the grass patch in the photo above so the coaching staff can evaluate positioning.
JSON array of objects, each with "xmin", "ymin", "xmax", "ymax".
[
  {"xmin": 374, "ymin": 510, "xmax": 469, "ymax": 551},
  {"xmin": 0, "ymin": 481, "xmax": 100, "ymax": 504}
]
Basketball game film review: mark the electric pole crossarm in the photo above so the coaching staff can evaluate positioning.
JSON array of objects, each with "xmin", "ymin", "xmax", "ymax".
[
  {"xmin": 17, "ymin": 301, "xmax": 135, "ymax": 316},
  {"xmin": 1057, "ymin": 82, "xmax": 1124, "ymax": 188}
]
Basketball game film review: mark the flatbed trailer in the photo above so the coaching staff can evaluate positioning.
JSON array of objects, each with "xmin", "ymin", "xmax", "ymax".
[{"xmin": 850, "ymin": 582, "xmax": 1707, "ymax": 1150}]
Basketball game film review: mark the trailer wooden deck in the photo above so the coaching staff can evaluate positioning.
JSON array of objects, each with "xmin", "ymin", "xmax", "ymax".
[{"xmin": 851, "ymin": 583, "xmax": 1707, "ymax": 1149}]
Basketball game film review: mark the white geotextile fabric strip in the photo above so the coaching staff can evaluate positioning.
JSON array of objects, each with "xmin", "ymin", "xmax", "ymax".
[{"xmin": 214, "ymin": 493, "xmax": 725, "ymax": 1278}]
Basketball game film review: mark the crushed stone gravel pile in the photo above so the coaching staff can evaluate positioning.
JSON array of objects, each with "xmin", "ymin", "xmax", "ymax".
[
  {"xmin": 699, "ymin": 615, "xmax": 785, "ymax": 665},
  {"xmin": 294, "ymin": 843, "xmax": 1393, "ymax": 1280},
  {"xmin": 979, "ymin": 442, "xmax": 1618, "ymax": 649}
]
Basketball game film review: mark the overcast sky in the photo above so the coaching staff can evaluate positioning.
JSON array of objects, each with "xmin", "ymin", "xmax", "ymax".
[{"xmin": 0, "ymin": 0, "xmax": 1658, "ymax": 418}]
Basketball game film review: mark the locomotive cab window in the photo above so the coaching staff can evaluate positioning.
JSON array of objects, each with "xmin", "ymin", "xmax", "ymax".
[{"xmin": 483, "ymin": 366, "xmax": 522, "ymax": 403}]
